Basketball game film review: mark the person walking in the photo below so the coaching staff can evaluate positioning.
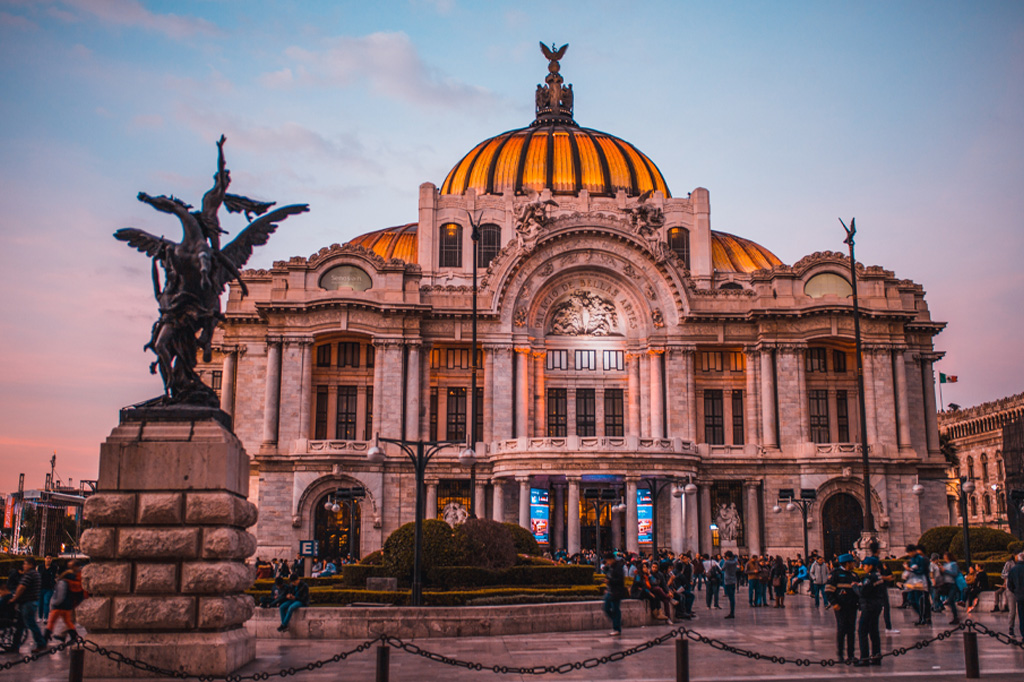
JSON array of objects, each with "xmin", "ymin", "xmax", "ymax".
[
  {"xmin": 721, "ymin": 551, "xmax": 739, "ymax": 619},
  {"xmin": 704, "ymin": 555, "xmax": 721, "ymax": 609},
  {"xmin": 9, "ymin": 558, "xmax": 47, "ymax": 653},
  {"xmin": 277, "ymin": 574, "xmax": 309, "ymax": 632},
  {"xmin": 37, "ymin": 556, "xmax": 57, "ymax": 623},
  {"xmin": 810, "ymin": 555, "xmax": 829, "ymax": 608},
  {"xmin": 43, "ymin": 564, "xmax": 83, "ymax": 643},
  {"xmin": 855, "ymin": 556, "xmax": 885, "ymax": 666},
  {"xmin": 826, "ymin": 553, "xmax": 860, "ymax": 663},
  {"xmin": 1006, "ymin": 552, "xmax": 1024, "ymax": 638},
  {"xmin": 602, "ymin": 552, "xmax": 626, "ymax": 635},
  {"xmin": 939, "ymin": 552, "xmax": 962, "ymax": 625}
]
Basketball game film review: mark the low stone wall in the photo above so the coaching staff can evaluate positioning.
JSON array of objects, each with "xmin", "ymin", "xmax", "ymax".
[{"xmin": 248, "ymin": 600, "xmax": 652, "ymax": 639}]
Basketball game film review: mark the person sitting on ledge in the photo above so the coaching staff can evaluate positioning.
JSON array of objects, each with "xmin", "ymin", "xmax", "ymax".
[{"xmin": 278, "ymin": 574, "xmax": 310, "ymax": 632}]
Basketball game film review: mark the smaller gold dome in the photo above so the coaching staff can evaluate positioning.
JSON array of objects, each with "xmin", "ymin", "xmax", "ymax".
[{"xmin": 347, "ymin": 223, "xmax": 418, "ymax": 263}]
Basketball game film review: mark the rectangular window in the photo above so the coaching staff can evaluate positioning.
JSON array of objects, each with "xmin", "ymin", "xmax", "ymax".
[
  {"xmin": 446, "ymin": 349, "xmax": 470, "ymax": 369},
  {"xmin": 576, "ymin": 388, "xmax": 596, "ymax": 436},
  {"xmin": 728, "ymin": 352, "xmax": 746, "ymax": 372},
  {"xmin": 832, "ymin": 349, "xmax": 846, "ymax": 373},
  {"xmin": 836, "ymin": 390, "xmax": 850, "ymax": 442},
  {"xmin": 809, "ymin": 389, "xmax": 830, "ymax": 443},
  {"xmin": 546, "ymin": 349, "xmax": 568, "ymax": 370},
  {"xmin": 446, "ymin": 387, "xmax": 467, "ymax": 441},
  {"xmin": 604, "ymin": 389, "xmax": 624, "ymax": 437},
  {"xmin": 704, "ymin": 389, "xmax": 724, "ymax": 445},
  {"xmin": 603, "ymin": 349, "xmax": 624, "ymax": 371},
  {"xmin": 211, "ymin": 370, "xmax": 222, "ymax": 391},
  {"xmin": 700, "ymin": 351, "xmax": 723, "ymax": 372},
  {"xmin": 574, "ymin": 349, "xmax": 596, "ymax": 370},
  {"xmin": 547, "ymin": 388, "xmax": 568, "ymax": 437},
  {"xmin": 314, "ymin": 386, "xmax": 329, "ymax": 440},
  {"xmin": 316, "ymin": 344, "xmax": 331, "ymax": 367},
  {"xmin": 439, "ymin": 223, "xmax": 462, "ymax": 268},
  {"xmin": 364, "ymin": 386, "xmax": 373, "ymax": 440},
  {"xmin": 365, "ymin": 343, "xmax": 375, "ymax": 368},
  {"xmin": 338, "ymin": 342, "xmax": 360, "ymax": 368},
  {"xmin": 429, "ymin": 388, "xmax": 438, "ymax": 441},
  {"xmin": 473, "ymin": 387, "xmax": 483, "ymax": 444},
  {"xmin": 731, "ymin": 390, "xmax": 744, "ymax": 445},
  {"xmin": 335, "ymin": 386, "xmax": 358, "ymax": 440},
  {"xmin": 806, "ymin": 348, "xmax": 827, "ymax": 373}
]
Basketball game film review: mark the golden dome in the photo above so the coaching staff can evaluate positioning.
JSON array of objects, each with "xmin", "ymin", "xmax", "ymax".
[
  {"xmin": 440, "ymin": 123, "xmax": 671, "ymax": 199},
  {"xmin": 345, "ymin": 223, "xmax": 781, "ymax": 274}
]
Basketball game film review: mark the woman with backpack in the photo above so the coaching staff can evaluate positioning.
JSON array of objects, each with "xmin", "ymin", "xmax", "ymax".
[{"xmin": 44, "ymin": 563, "xmax": 84, "ymax": 643}]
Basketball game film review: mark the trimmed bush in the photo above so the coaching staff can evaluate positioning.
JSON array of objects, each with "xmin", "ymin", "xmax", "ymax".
[
  {"xmin": 456, "ymin": 518, "xmax": 516, "ymax": 570},
  {"xmin": 503, "ymin": 522, "xmax": 540, "ymax": 556},
  {"xmin": 423, "ymin": 564, "xmax": 596, "ymax": 590},
  {"xmin": 383, "ymin": 520, "xmax": 462, "ymax": 581},
  {"xmin": 360, "ymin": 549, "xmax": 384, "ymax": 566},
  {"xmin": 917, "ymin": 526, "xmax": 960, "ymax": 556},
  {"xmin": 338, "ymin": 564, "xmax": 388, "ymax": 588},
  {"xmin": 947, "ymin": 527, "xmax": 1018, "ymax": 559},
  {"xmin": 1008, "ymin": 541, "xmax": 1024, "ymax": 555}
]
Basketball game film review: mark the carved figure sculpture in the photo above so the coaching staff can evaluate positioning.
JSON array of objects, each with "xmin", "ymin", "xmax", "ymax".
[
  {"xmin": 714, "ymin": 502, "xmax": 743, "ymax": 543},
  {"xmin": 115, "ymin": 136, "xmax": 309, "ymax": 407},
  {"xmin": 548, "ymin": 290, "xmax": 620, "ymax": 336},
  {"xmin": 627, "ymin": 189, "xmax": 666, "ymax": 237},
  {"xmin": 514, "ymin": 192, "xmax": 558, "ymax": 250},
  {"xmin": 441, "ymin": 501, "xmax": 469, "ymax": 528}
]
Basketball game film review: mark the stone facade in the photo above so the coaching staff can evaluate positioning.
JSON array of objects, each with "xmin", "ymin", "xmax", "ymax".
[
  {"xmin": 938, "ymin": 392, "xmax": 1024, "ymax": 530},
  {"xmin": 200, "ymin": 52, "xmax": 948, "ymax": 563}
]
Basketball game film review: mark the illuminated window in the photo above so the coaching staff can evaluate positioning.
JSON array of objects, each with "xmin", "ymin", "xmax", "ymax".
[
  {"xmin": 604, "ymin": 389, "xmax": 624, "ymax": 437},
  {"xmin": 833, "ymin": 349, "xmax": 847, "ymax": 373},
  {"xmin": 603, "ymin": 350, "xmax": 624, "ymax": 371},
  {"xmin": 576, "ymin": 388, "xmax": 596, "ymax": 437},
  {"xmin": 338, "ymin": 342, "xmax": 360, "ymax": 368},
  {"xmin": 547, "ymin": 388, "xmax": 567, "ymax": 437},
  {"xmin": 439, "ymin": 223, "xmax": 462, "ymax": 268},
  {"xmin": 437, "ymin": 480, "xmax": 471, "ymax": 519},
  {"xmin": 668, "ymin": 227, "xmax": 689, "ymax": 268},
  {"xmin": 211, "ymin": 370, "xmax": 222, "ymax": 391},
  {"xmin": 429, "ymin": 388, "xmax": 438, "ymax": 441},
  {"xmin": 446, "ymin": 387, "xmax": 467, "ymax": 441},
  {"xmin": 477, "ymin": 224, "xmax": 501, "ymax": 269},
  {"xmin": 575, "ymin": 349, "xmax": 596, "ymax": 370},
  {"xmin": 728, "ymin": 351, "xmax": 746, "ymax": 372},
  {"xmin": 700, "ymin": 351, "xmax": 723, "ymax": 372}
]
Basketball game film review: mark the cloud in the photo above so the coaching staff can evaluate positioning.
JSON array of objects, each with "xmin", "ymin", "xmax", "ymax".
[
  {"xmin": 274, "ymin": 31, "xmax": 497, "ymax": 109},
  {"xmin": 258, "ymin": 67, "xmax": 294, "ymax": 89},
  {"xmin": 53, "ymin": 0, "xmax": 221, "ymax": 39},
  {"xmin": 411, "ymin": 0, "xmax": 455, "ymax": 15},
  {"xmin": 0, "ymin": 10, "xmax": 36, "ymax": 29}
]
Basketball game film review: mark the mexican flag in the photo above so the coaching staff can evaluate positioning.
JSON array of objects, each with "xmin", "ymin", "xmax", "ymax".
[{"xmin": 939, "ymin": 373, "xmax": 958, "ymax": 384}]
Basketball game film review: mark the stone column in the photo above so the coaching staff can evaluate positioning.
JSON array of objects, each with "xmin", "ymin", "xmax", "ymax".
[
  {"xmin": 744, "ymin": 349, "xmax": 759, "ymax": 446},
  {"xmin": 649, "ymin": 349, "xmax": 665, "ymax": 439},
  {"xmin": 639, "ymin": 353, "xmax": 651, "ymax": 438},
  {"xmin": 515, "ymin": 348, "xmax": 530, "ymax": 439},
  {"xmin": 297, "ymin": 340, "xmax": 313, "ymax": 441},
  {"xmin": 744, "ymin": 482, "xmax": 761, "ymax": 555},
  {"xmin": 425, "ymin": 481, "xmax": 438, "ymax": 521},
  {"xmin": 567, "ymin": 477, "xmax": 581, "ymax": 555},
  {"xmin": 492, "ymin": 479, "xmax": 505, "ymax": 523},
  {"xmin": 533, "ymin": 351, "xmax": 546, "ymax": 437},
  {"xmin": 262, "ymin": 338, "xmax": 282, "ymax": 446},
  {"xmin": 862, "ymin": 349, "xmax": 878, "ymax": 445},
  {"xmin": 684, "ymin": 349, "xmax": 698, "ymax": 442},
  {"xmin": 759, "ymin": 349, "xmax": 777, "ymax": 447},
  {"xmin": 699, "ymin": 484, "xmax": 712, "ymax": 554},
  {"xmin": 372, "ymin": 340, "xmax": 384, "ymax": 438},
  {"xmin": 551, "ymin": 484, "xmax": 565, "ymax": 552},
  {"xmin": 626, "ymin": 353, "xmax": 641, "ymax": 437},
  {"xmin": 219, "ymin": 348, "xmax": 236, "ymax": 416},
  {"xmin": 894, "ymin": 350, "xmax": 912, "ymax": 448},
  {"xmin": 796, "ymin": 348, "xmax": 810, "ymax": 443},
  {"xmin": 474, "ymin": 481, "xmax": 487, "ymax": 520},
  {"xmin": 419, "ymin": 343, "xmax": 432, "ymax": 438},
  {"xmin": 610, "ymin": 506, "xmax": 622, "ymax": 552},
  {"xmin": 921, "ymin": 356, "xmax": 940, "ymax": 453},
  {"xmin": 491, "ymin": 346, "xmax": 514, "ymax": 441},
  {"xmin": 670, "ymin": 489, "xmax": 684, "ymax": 554},
  {"xmin": 482, "ymin": 346, "xmax": 494, "ymax": 444},
  {"xmin": 405, "ymin": 343, "xmax": 421, "ymax": 440},
  {"xmin": 684, "ymin": 488, "xmax": 699, "ymax": 554},
  {"xmin": 79, "ymin": 416, "xmax": 258, "ymax": 677},
  {"xmin": 625, "ymin": 477, "xmax": 639, "ymax": 555},
  {"xmin": 517, "ymin": 476, "xmax": 531, "ymax": 530}
]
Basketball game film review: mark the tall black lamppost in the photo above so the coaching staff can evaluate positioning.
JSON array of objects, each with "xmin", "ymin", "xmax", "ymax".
[
  {"xmin": 368, "ymin": 437, "xmax": 476, "ymax": 606},
  {"xmin": 954, "ymin": 476, "xmax": 976, "ymax": 566},
  {"xmin": 465, "ymin": 210, "xmax": 482, "ymax": 518},
  {"xmin": 583, "ymin": 488, "xmax": 625, "ymax": 570},
  {"xmin": 323, "ymin": 486, "xmax": 366, "ymax": 560},
  {"xmin": 773, "ymin": 488, "xmax": 817, "ymax": 561},
  {"xmin": 840, "ymin": 218, "xmax": 874, "ymax": 539},
  {"xmin": 639, "ymin": 476, "xmax": 683, "ymax": 559}
]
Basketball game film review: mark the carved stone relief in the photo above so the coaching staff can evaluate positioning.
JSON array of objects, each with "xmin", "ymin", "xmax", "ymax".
[{"xmin": 548, "ymin": 290, "xmax": 620, "ymax": 336}]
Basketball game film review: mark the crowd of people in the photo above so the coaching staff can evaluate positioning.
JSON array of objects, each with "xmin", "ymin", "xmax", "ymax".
[
  {"xmin": 597, "ymin": 543, "xmax": 1024, "ymax": 665},
  {"xmin": 1, "ymin": 556, "xmax": 86, "ymax": 654}
]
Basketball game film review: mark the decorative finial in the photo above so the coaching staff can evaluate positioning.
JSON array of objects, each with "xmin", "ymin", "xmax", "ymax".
[{"xmin": 534, "ymin": 41, "xmax": 575, "ymax": 126}]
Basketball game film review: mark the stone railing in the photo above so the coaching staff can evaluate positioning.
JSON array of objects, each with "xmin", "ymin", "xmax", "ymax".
[
  {"xmin": 303, "ymin": 439, "xmax": 372, "ymax": 454},
  {"xmin": 491, "ymin": 435, "xmax": 696, "ymax": 456}
]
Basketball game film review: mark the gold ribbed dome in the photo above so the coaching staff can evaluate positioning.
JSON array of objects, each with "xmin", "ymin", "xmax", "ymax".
[
  {"xmin": 440, "ymin": 123, "xmax": 671, "ymax": 198},
  {"xmin": 347, "ymin": 223, "xmax": 418, "ymax": 263}
]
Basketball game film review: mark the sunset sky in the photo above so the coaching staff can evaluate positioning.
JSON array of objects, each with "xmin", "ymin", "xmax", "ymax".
[{"xmin": 1, "ymin": 0, "xmax": 1022, "ymax": 492}]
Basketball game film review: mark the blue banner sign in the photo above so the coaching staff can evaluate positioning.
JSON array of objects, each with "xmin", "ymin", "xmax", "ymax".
[
  {"xmin": 637, "ymin": 489, "xmax": 653, "ymax": 544},
  {"xmin": 530, "ymin": 488, "xmax": 550, "ymax": 544}
]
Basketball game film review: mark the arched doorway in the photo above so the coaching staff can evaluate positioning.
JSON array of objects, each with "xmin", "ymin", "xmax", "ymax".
[
  {"xmin": 821, "ymin": 493, "xmax": 863, "ymax": 560},
  {"xmin": 313, "ymin": 492, "xmax": 361, "ymax": 561}
]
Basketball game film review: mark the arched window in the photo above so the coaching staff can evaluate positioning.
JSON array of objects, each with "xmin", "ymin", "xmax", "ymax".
[
  {"xmin": 668, "ymin": 227, "xmax": 689, "ymax": 268},
  {"xmin": 967, "ymin": 456, "xmax": 975, "ymax": 480},
  {"xmin": 996, "ymin": 458, "xmax": 1003, "ymax": 479},
  {"xmin": 439, "ymin": 223, "xmax": 462, "ymax": 268},
  {"xmin": 969, "ymin": 495, "xmax": 978, "ymax": 517},
  {"xmin": 477, "ymin": 224, "xmax": 501, "ymax": 269},
  {"xmin": 983, "ymin": 494, "xmax": 992, "ymax": 516},
  {"xmin": 719, "ymin": 282, "xmax": 744, "ymax": 291},
  {"xmin": 981, "ymin": 453, "xmax": 989, "ymax": 482},
  {"xmin": 997, "ymin": 495, "xmax": 1006, "ymax": 514}
]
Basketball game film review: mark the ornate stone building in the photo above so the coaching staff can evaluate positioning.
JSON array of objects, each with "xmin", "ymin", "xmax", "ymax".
[
  {"xmin": 938, "ymin": 393, "xmax": 1024, "ymax": 531},
  {"xmin": 203, "ymin": 48, "xmax": 949, "ymax": 562}
]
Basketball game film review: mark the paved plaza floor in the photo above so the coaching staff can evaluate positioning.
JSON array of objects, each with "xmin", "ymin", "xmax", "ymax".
[{"xmin": 4, "ymin": 594, "xmax": 1022, "ymax": 681}]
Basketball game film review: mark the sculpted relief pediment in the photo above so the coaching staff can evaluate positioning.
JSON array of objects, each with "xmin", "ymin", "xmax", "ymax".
[{"xmin": 547, "ymin": 290, "xmax": 621, "ymax": 336}]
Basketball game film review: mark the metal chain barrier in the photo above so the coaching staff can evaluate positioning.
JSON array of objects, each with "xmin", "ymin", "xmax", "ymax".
[{"xmin": 965, "ymin": 620, "xmax": 1024, "ymax": 651}]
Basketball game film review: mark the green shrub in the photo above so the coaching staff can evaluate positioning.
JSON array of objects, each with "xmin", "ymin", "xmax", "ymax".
[
  {"xmin": 516, "ymin": 555, "xmax": 556, "ymax": 566},
  {"xmin": 383, "ymin": 520, "xmax": 462, "ymax": 580},
  {"xmin": 502, "ymin": 522, "xmax": 540, "ymax": 556},
  {"xmin": 917, "ymin": 526, "xmax": 960, "ymax": 556},
  {"xmin": 422, "ymin": 564, "xmax": 595, "ymax": 589},
  {"xmin": 1008, "ymin": 541, "xmax": 1024, "ymax": 555},
  {"xmin": 947, "ymin": 527, "xmax": 1018, "ymax": 559},
  {"xmin": 360, "ymin": 550, "xmax": 384, "ymax": 566},
  {"xmin": 338, "ymin": 564, "xmax": 388, "ymax": 588},
  {"xmin": 456, "ymin": 518, "xmax": 516, "ymax": 570}
]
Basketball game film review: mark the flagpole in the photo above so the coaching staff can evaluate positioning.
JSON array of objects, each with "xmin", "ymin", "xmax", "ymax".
[{"xmin": 939, "ymin": 378, "xmax": 944, "ymax": 412}]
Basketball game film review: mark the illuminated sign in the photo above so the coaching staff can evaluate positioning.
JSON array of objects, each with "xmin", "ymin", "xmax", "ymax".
[
  {"xmin": 530, "ymin": 488, "xmax": 550, "ymax": 544},
  {"xmin": 637, "ymin": 489, "xmax": 653, "ymax": 544}
]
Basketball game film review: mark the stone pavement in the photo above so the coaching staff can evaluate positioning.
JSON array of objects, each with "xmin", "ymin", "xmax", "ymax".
[{"xmin": 4, "ymin": 594, "xmax": 1022, "ymax": 681}]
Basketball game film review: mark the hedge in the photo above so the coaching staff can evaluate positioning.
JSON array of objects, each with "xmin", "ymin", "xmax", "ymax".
[
  {"xmin": 502, "ymin": 523, "xmax": 541, "ymax": 556},
  {"xmin": 383, "ymin": 520, "xmax": 463, "ymax": 579},
  {"xmin": 1007, "ymin": 541, "xmax": 1023, "ymax": 555},
  {"xmin": 947, "ymin": 527, "xmax": 1017, "ymax": 559},
  {"xmin": 248, "ymin": 585, "xmax": 602, "ymax": 607},
  {"xmin": 423, "ymin": 564, "xmax": 597, "ymax": 589},
  {"xmin": 457, "ymin": 519, "xmax": 516, "ymax": 570},
  {"xmin": 917, "ymin": 526, "xmax": 960, "ymax": 556}
]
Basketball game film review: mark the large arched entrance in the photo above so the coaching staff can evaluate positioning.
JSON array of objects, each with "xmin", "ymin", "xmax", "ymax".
[
  {"xmin": 313, "ymin": 492, "xmax": 361, "ymax": 561},
  {"xmin": 821, "ymin": 493, "xmax": 863, "ymax": 559}
]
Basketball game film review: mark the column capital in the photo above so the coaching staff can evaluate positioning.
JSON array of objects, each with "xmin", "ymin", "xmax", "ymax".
[
  {"xmin": 515, "ymin": 475, "xmax": 532, "ymax": 484},
  {"xmin": 266, "ymin": 335, "xmax": 285, "ymax": 347},
  {"xmin": 530, "ymin": 350, "xmax": 546, "ymax": 359},
  {"xmin": 744, "ymin": 480, "xmax": 761, "ymax": 489},
  {"xmin": 514, "ymin": 347, "xmax": 532, "ymax": 356},
  {"xmin": 404, "ymin": 340, "xmax": 424, "ymax": 350},
  {"xmin": 283, "ymin": 335, "xmax": 314, "ymax": 347},
  {"xmin": 647, "ymin": 347, "xmax": 665, "ymax": 356},
  {"xmin": 373, "ymin": 338, "xmax": 405, "ymax": 350},
  {"xmin": 483, "ymin": 342, "xmax": 514, "ymax": 353},
  {"xmin": 565, "ymin": 475, "xmax": 582, "ymax": 484}
]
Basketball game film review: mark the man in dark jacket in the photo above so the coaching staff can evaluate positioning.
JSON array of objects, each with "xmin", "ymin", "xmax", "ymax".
[
  {"xmin": 10, "ymin": 558, "xmax": 47, "ymax": 652},
  {"xmin": 826, "ymin": 553, "xmax": 860, "ymax": 663},
  {"xmin": 1006, "ymin": 552, "xmax": 1024, "ymax": 638},
  {"xmin": 856, "ymin": 556, "xmax": 886, "ymax": 666},
  {"xmin": 277, "ymin": 574, "xmax": 310, "ymax": 632},
  {"xmin": 602, "ymin": 553, "xmax": 626, "ymax": 635}
]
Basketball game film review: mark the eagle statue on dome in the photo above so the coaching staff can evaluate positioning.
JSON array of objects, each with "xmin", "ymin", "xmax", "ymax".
[
  {"xmin": 114, "ymin": 135, "xmax": 308, "ymax": 408},
  {"xmin": 540, "ymin": 42, "xmax": 568, "ymax": 68}
]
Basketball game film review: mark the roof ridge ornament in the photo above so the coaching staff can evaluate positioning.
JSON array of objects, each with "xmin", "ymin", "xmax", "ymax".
[{"xmin": 534, "ymin": 41, "xmax": 576, "ymax": 126}]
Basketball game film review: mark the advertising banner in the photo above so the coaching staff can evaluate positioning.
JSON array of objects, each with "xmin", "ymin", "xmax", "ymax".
[
  {"xmin": 637, "ymin": 488, "xmax": 653, "ymax": 544},
  {"xmin": 530, "ymin": 488, "xmax": 550, "ymax": 544},
  {"xmin": 2, "ymin": 495, "xmax": 11, "ymax": 529}
]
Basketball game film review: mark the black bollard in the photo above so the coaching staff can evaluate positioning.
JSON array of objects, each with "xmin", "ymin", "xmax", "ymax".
[
  {"xmin": 675, "ymin": 637, "xmax": 689, "ymax": 682},
  {"xmin": 68, "ymin": 648, "xmax": 84, "ymax": 682},
  {"xmin": 963, "ymin": 631, "xmax": 979, "ymax": 679},
  {"xmin": 375, "ymin": 644, "xmax": 390, "ymax": 682}
]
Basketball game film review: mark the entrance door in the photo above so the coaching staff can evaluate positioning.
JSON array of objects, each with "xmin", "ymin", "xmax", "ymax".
[
  {"xmin": 821, "ymin": 493, "xmax": 863, "ymax": 560},
  {"xmin": 314, "ymin": 493, "xmax": 361, "ymax": 561}
]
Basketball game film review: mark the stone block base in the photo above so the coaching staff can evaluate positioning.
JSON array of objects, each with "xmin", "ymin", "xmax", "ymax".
[{"xmin": 83, "ymin": 629, "xmax": 254, "ymax": 678}]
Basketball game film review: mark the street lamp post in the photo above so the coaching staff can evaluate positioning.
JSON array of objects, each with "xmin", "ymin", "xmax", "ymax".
[
  {"xmin": 368, "ymin": 437, "xmax": 476, "ymax": 605},
  {"xmin": 323, "ymin": 486, "xmax": 366, "ymax": 560},
  {"xmin": 957, "ymin": 477, "xmax": 976, "ymax": 566},
  {"xmin": 773, "ymin": 488, "xmax": 817, "ymax": 561},
  {"xmin": 583, "ymin": 488, "xmax": 625, "ymax": 569},
  {"xmin": 840, "ymin": 218, "xmax": 875, "ymax": 540},
  {"xmin": 465, "ymin": 210, "xmax": 481, "ymax": 518},
  {"xmin": 640, "ymin": 476, "xmax": 678, "ymax": 559}
]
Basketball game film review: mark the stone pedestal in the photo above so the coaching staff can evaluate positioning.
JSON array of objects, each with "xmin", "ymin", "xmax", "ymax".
[{"xmin": 79, "ymin": 415, "xmax": 258, "ymax": 677}]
